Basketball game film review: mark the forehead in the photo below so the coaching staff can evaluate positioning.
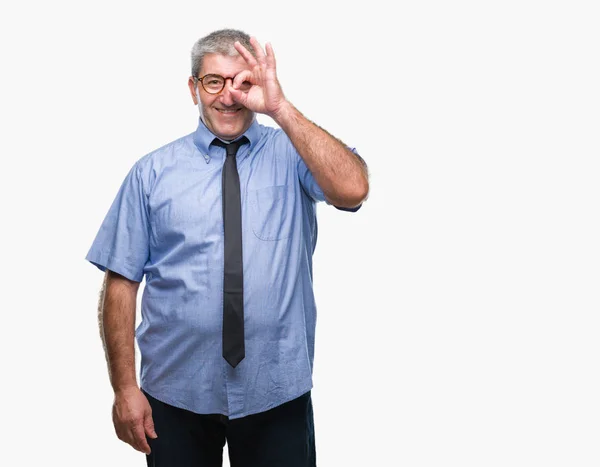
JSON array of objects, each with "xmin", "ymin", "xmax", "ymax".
[{"xmin": 200, "ymin": 53, "xmax": 249, "ymax": 77}]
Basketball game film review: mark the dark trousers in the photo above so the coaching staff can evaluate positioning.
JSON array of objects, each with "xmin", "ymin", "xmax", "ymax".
[{"xmin": 143, "ymin": 390, "xmax": 316, "ymax": 467}]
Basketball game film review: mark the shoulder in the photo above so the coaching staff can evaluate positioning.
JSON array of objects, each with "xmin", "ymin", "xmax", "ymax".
[
  {"xmin": 131, "ymin": 132, "xmax": 196, "ymax": 193},
  {"xmin": 136, "ymin": 132, "xmax": 194, "ymax": 169},
  {"xmin": 252, "ymin": 123, "xmax": 294, "ymax": 158},
  {"xmin": 260, "ymin": 124, "xmax": 287, "ymax": 145}
]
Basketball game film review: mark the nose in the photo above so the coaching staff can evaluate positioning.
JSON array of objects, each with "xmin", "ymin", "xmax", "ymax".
[{"xmin": 219, "ymin": 78, "xmax": 235, "ymax": 106}]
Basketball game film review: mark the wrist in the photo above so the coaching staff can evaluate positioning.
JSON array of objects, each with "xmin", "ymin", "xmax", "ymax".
[
  {"xmin": 113, "ymin": 384, "xmax": 140, "ymax": 396},
  {"xmin": 271, "ymin": 100, "xmax": 295, "ymax": 126},
  {"xmin": 111, "ymin": 376, "xmax": 139, "ymax": 395}
]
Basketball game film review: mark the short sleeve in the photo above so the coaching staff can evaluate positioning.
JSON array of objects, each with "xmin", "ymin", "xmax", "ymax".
[
  {"xmin": 85, "ymin": 162, "xmax": 150, "ymax": 282},
  {"xmin": 296, "ymin": 146, "xmax": 365, "ymax": 212}
]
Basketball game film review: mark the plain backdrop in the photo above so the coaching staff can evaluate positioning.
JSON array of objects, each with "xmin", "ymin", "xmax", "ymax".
[{"xmin": 2, "ymin": 1, "xmax": 599, "ymax": 466}]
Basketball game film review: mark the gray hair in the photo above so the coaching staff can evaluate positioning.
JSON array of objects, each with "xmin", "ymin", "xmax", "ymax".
[{"xmin": 191, "ymin": 29, "xmax": 255, "ymax": 78}]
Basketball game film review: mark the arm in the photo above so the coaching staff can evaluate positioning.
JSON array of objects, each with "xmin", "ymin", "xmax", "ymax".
[
  {"xmin": 102, "ymin": 270, "xmax": 139, "ymax": 392},
  {"xmin": 229, "ymin": 38, "xmax": 369, "ymax": 209},
  {"xmin": 273, "ymin": 102, "xmax": 369, "ymax": 208},
  {"xmin": 99, "ymin": 270, "xmax": 156, "ymax": 454}
]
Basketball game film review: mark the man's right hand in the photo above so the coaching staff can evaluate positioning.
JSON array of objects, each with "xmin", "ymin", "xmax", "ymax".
[{"xmin": 112, "ymin": 387, "xmax": 158, "ymax": 454}]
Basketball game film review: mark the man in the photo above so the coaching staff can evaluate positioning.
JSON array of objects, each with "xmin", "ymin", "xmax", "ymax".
[{"xmin": 86, "ymin": 29, "xmax": 369, "ymax": 467}]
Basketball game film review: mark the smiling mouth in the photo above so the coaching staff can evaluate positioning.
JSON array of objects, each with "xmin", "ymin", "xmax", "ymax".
[{"xmin": 216, "ymin": 108, "xmax": 242, "ymax": 114}]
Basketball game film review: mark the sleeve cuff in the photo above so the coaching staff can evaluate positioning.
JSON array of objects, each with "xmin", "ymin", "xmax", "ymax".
[
  {"xmin": 85, "ymin": 251, "xmax": 144, "ymax": 282},
  {"xmin": 334, "ymin": 203, "xmax": 362, "ymax": 212}
]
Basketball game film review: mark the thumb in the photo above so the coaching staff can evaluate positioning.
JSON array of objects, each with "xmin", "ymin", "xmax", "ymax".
[{"xmin": 144, "ymin": 412, "xmax": 158, "ymax": 439}]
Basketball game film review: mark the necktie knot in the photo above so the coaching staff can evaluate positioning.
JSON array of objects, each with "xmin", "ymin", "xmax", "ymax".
[{"xmin": 212, "ymin": 136, "xmax": 250, "ymax": 158}]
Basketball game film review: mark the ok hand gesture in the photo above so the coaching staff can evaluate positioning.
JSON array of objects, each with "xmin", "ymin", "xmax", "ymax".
[{"xmin": 229, "ymin": 37, "xmax": 289, "ymax": 119}]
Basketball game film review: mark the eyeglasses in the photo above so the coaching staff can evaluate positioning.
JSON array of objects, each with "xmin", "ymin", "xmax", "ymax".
[{"xmin": 194, "ymin": 74, "xmax": 252, "ymax": 95}]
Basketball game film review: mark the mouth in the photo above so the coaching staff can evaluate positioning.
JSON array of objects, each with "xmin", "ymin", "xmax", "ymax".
[{"xmin": 215, "ymin": 108, "xmax": 242, "ymax": 115}]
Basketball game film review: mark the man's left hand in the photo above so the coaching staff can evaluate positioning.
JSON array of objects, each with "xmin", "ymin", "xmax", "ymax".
[{"xmin": 230, "ymin": 37, "xmax": 289, "ymax": 119}]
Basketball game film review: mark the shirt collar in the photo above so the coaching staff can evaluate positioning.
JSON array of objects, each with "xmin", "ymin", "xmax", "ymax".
[{"xmin": 193, "ymin": 117, "xmax": 261, "ymax": 163}]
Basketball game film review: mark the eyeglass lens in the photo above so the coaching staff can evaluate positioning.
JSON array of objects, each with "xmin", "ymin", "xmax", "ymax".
[{"xmin": 200, "ymin": 74, "xmax": 252, "ymax": 94}]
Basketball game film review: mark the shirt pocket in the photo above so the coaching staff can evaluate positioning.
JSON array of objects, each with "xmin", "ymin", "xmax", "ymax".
[{"xmin": 248, "ymin": 185, "xmax": 293, "ymax": 241}]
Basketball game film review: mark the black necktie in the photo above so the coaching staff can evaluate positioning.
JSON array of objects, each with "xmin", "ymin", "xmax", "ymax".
[{"xmin": 212, "ymin": 136, "xmax": 249, "ymax": 368}]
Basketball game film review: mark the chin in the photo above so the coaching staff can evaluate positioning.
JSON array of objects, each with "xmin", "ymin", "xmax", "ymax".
[
  {"xmin": 215, "ymin": 126, "xmax": 244, "ymax": 140},
  {"xmin": 217, "ymin": 122, "xmax": 251, "ymax": 140},
  {"xmin": 203, "ymin": 111, "xmax": 253, "ymax": 140}
]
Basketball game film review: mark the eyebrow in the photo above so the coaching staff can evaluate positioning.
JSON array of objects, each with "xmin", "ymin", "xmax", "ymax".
[{"xmin": 201, "ymin": 70, "xmax": 248, "ymax": 78}]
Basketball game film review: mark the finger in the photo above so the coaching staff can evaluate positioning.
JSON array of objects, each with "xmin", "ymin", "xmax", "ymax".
[
  {"xmin": 229, "ymin": 86, "xmax": 248, "ymax": 106},
  {"xmin": 234, "ymin": 41, "xmax": 257, "ymax": 67},
  {"xmin": 232, "ymin": 70, "xmax": 253, "ymax": 90},
  {"xmin": 132, "ymin": 423, "xmax": 152, "ymax": 454},
  {"xmin": 250, "ymin": 36, "xmax": 267, "ymax": 64},
  {"xmin": 265, "ymin": 42, "xmax": 276, "ymax": 70},
  {"xmin": 144, "ymin": 412, "xmax": 158, "ymax": 439}
]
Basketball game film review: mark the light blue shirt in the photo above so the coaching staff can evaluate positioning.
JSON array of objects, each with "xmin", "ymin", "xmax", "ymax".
[{"xmin": 86, "ymin": 118, "xmax": 362, "ymax": 419}]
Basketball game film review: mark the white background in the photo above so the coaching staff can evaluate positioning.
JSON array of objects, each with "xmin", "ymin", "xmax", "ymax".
[{"xmin": 2, "ymin": 0, "xmax": 599, "ymax": 466}]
